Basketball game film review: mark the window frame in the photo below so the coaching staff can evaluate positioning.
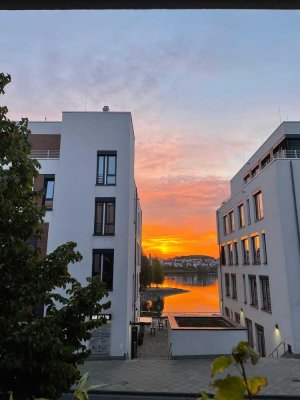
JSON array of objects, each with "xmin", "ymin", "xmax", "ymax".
[
  {"xmin": 260, "ymin": 276, "xmax": 272, "ymax": 313},
  {"xmin": 234, "ymin": 241, "xmax": 239, "ymax": 265},
  {"xmin": 251, "ymin": 235, "xmax": 261, "ymax": 264},
  {"xmin": 96, "ymin": 151, "xmax": 117, "ymax": 186},
  {"xmin": 43, "ymin": 174, "xmax": 55, "ymax": 211},
  {"xmin": 262, "ymin": 233, "xmax": 268, "ymax": 264},
  {"xmin": 242, "ymin": 238, "xmax": 250, "ymax": 265},
  {"xmin": 231, "ymin": 273, "xmax": 237, "ymax": 300},
  {"xmin": 94, "ymin": 197, "xmax": 116, "ymax": 236},
  {"xmin": 225, "ymin": 273, "xmax": 230, "ymax": 297},
  {"xmin": 229, "ymin": 210, "xmax": 235, "ymax": 232},
  {"xmin": 228, "ymin": 243, "xmax": 233, "ymax": 266},
  {"xmin": 253, "ymin": 190, "xmax": 264, "ymax": 221},
  {"xmin": 92, "ymin": 249, "xmax": 114, "ymax": 291},
  {"xmin": 221, "ymin": 245, "xmax": 226, "ymax": 266},
  {"xmin": 249, "ymin": 275, "xmax": 258, "ymax": 308},
  {"xmin": 223, "ymin": 214, "xmax": 229, "ymax": 235},
  {"xmin": 238, "ymin": 203, "xmax": 246, "ymax": 228}
]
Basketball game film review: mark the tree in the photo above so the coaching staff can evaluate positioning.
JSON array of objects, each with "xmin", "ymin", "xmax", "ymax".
[
  {"xmin": 0, "ymin": 73, "xmax": 111, "ymax": 400},
  {"xmin": 151, "ymin": 258, "xmax": 164, "ymax": 288},
  {"xmin": 140, "ymin": 254, "xmax": 152, "ymax": 288}
]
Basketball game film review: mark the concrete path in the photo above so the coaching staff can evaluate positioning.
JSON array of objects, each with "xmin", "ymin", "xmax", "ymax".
[{"xmin": 81, "ymin": 358, "xmax": 300, "ymax": 396}]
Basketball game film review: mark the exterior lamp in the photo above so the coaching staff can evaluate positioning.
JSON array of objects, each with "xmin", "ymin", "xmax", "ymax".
[
  {"xmin": 275, "ymin": 323, "xmax": 279, "ymax": 330},
  {"xmin": 240, "ymin": 308, "xmax": 243, "ymax": 313}
]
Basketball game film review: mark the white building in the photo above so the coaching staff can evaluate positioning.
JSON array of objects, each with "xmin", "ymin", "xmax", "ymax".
[
  {"xmin": 28, "ymin": 108, "xmax": 142, "ymax": 359},
  {"xmin": 217, "ymin": 122, "xmax": 300, "ymax": 357}
]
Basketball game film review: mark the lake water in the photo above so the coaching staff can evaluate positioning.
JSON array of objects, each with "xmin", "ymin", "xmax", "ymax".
[{"xmin": 158, "ymin": 273, "xmax": 220, "ymax": 315}]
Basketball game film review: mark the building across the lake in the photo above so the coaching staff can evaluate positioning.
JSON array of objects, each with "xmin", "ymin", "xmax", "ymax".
[
  {"xmin": 28, "ymin": 108, "xmax": 142, "ymax": 359},
  {"xmin": 217, "ymin": 122, "xmax": 300, "ymax": 357}
]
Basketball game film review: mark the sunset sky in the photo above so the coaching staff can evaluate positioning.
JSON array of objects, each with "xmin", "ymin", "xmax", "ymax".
[{"xmin": 2, "ymin": 10, "xmax": 300, "ymax": 258}]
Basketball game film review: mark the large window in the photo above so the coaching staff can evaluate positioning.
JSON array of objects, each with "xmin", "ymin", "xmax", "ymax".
[
  {"xmin": 223, "ymin": 215, "xmax": 229, "ymax": 235},
  {"xmin": 243, "ymin": 274, "xmax": 247, "ymax": 304},
  {"xmin": 221, "ymin": 245, "xmax": 226, "ymax": 266},
  {"xmin": 94, "ymin": 198, "xmax": 115, "ymax": 235},
  {"xmin": 231, "ymin": 274, "xmax": 237, "ymax": 299},
  {"xmin": 262, "ymin": 233, "xmax": 268, "ymax": 264},
  {"xmin": 96, "ymin": 151, "xmax": 117, "ymax": 185},
  {"xmin": 225, "ymin": 273, "xmax": 230, "ymax": 297},
  {"xmin": 260, "ymin": 276, "xmax": 272, "ymax": 313},
  {"xmin": 251, "ymin": 235, "xmax": 261, "ymax": 264},
  {"xmin": 242, "ymin": 238, "xmax": 250, "ymax": 265},
  {"xmin": 92, "ymin": 250, "xmax": 114, "ymax": 290},
  {"xmin": 229, "ymin": 210, "xmax": 235, "ymax": 232},
  {"xmin": 249, "ymin": 275, "xmax": 258, "ymax": 307},
  {"xmin": 245, "ymin": 318, "xmax": 254, "ymax": 348},
  {"xmin": 254, "ymin": 191, "xmax": 264, "ymax": 220},
  {"xmin": 225, "ymin": 307, "xmax": 230, "ymax": 317},
  {"xmin": 234, "ymin": 312, "xmax": 240, "ymax": 324},
  {"xmin": 246, "ymin": 199, "xmax": 251, "ymax": 224},
  {"xmin": 43, "ymin": 175, "xmax": 55, "ymax": 210},
  {"xmin": 238, "ymin": 203, "xmax": 245, "ymax": 228},
  {"xmin": 228, "ymin": 243, "xmax": 233, "ymax": 266},
  {"xmin": 234, "ymin": 242, "xmax": 239, "ymax": 265}
]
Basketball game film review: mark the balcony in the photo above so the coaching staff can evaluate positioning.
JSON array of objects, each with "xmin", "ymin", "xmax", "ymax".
[{"xmin": 29, "ymin": 150, "xmax": 60, "ymax": 159}]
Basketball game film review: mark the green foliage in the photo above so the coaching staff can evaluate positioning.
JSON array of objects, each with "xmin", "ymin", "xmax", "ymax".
[
  {"xmin": 151, "ymin": 258, "xmax": 164, "ymax": 287},
  {"xmin": 140, "ymin": 254, "xmax": 152, "ymax": 288},
  {"xmin": 199, "ymin": 341, "xmax": 268, "ymax": 400},
  {"xmin": 0, "ymin": 73, "xmax": 110, "ymax": 400}
]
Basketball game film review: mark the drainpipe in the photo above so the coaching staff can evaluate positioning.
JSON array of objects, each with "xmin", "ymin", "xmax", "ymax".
[
  {"xmin": 216, "ymin": 210, "xmax": 224, "ymax": 315},
  {"xmin": 290, "ymin": 161, "xmax": 300, "ymax": 255}
]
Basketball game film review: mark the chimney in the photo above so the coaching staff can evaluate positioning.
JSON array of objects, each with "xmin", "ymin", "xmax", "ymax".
[{"xmin": 103, "ymin": 106, "xmax": 109, "ymax": 112}]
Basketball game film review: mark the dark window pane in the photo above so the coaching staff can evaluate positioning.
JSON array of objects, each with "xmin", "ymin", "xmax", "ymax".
[
  {"xmin": 97, "ymin": 156, "xmax": 105, "ymax": 184},
  {"xmin": 102, "ymin": 253, "xmax": 114, "ymax": 290},
  {"xmin": 92, "ymin": 253, "xmax": 101, "ymax": 276},
  {"xmin": 105, "ymin": 202, "xmax": 115, "ymax": 234},
  {"xmin": 95, "ymin": 202, "xmax": 103, "ymax": 234}
]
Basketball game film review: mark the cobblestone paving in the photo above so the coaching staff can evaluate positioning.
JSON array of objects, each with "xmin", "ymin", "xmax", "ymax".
[
  {"xmin": 82, "ymin": 357, "xmax": 300, "ymax": 396},
  {"xmin": 137, "ymin": 324, "xmax": 169, "ymax": 359}
]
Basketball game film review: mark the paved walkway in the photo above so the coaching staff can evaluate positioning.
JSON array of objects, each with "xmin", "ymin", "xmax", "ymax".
[
  {"xmin": 81, "ymin": 358, "xmax": 300, "ymax": 396},
  {"xmin": 137, "ymin": 323, "xmax": 169, "ymax": 359}
]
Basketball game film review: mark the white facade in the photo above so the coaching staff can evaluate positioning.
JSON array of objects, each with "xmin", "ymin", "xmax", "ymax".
[
  {"xmin": 29, "ymin": 110, "xmax": 142, "ymax": 359},
  {"xmin": 217, "ymin": 122, "xmax": 300, "ymax": 357}
]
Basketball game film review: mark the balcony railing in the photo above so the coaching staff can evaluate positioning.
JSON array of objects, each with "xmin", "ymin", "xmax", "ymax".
[
  {"xmin": 274, "ymin": 149, "xmax": 300, "ymax": 159},
  {"xmin": 29, "ymin": 150, "xmax": 60, "ymax": 159}
]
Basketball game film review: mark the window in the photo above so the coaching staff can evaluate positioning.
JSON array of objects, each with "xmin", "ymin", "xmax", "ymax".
[
  {"xmin": 225, "ymin": 307, "xmax": 230, "ymax": 317},
  {"xmin": 43, "ymin": 175, "xmax": 55, "ymax": 210},
  {"xmin": 225, "ymin": 273, "xmax": 230, "ymax": 297},
  {"xmin": 251, "ymin": 235, "xmax": 261, "ymax": 264},
  {"xmin": 238, "ymin": 203, "xmax": 245, "ymax": 228},
  {"xmin": 260, "ymin": 276, "xmax": 272, "ymax": 313},
  {"xmin": 229, "ymin": 210, "xmax": 235, "ymax": 232},
  {"xmin": 231, "ymin": 274, "xmax": 237, "ymax": 299},
  {"xmin": 242, "ymin": 238, "xmax": 250, "ymax": 265},
  {"xmin": 234, "ymin": 312, "xmax": 240, "ymax": 324},
  {"xmin": 249, "ymin": 275, "xmax": 258, "ymax": 307},
  {"xmin": 221, "ymin": 245, "xmax": 226, "ymax": 266},
  {"xmin": 254, "ymin": 191, "xmax": 264, "ymax": 220},
  {"xmin": 243, "ymin": 274, "xmax": 247, "ymax": 304},
  {"xmin": 255, "ymin": 323, "xmax": 266, "ymax": 357},
  {"xmin": 223, "ymin": 215, "xmax": 229, "ymax": 235},
  {"xmin": 245, "ymin": 318, "xmax": 254, "ymax": 348},
  {"xmin": 234, "ymin": 242, "xmax": 239, "ymax": 265},
  {"xmin": 262, "ymin": 233, "xmax": 268, "ymax": 264},
  {"xmin": 244, "ymin": 174, "xmax": 250, "ymax": 184},
  {"xmin": 92, "ymin": 250, "xmax": 114, "ymax": 290},
  {"xmin": 251, "ymin": 165, "xmax": 259, "ymax": 178},
  {"xmin": 261, "ymin": 154, "xmax": 271, "ymax": 169},
  {"xmin": 96, "ymin": 151, "xmax": 117, "ymax": 185},
  {"xmin": 94, "ymin": 198, "xmax": 115, "ymax": 235},
  {"xmin": 246, "ymin": 199, "xmax": 251, "ymax": 224},
  {"xmin": 228, "ymin": 243, "xmax": 233, "ymax": 266}
]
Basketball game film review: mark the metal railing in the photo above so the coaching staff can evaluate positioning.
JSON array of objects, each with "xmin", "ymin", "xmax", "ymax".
[
  {"xmin": 268, "ymin": 341, "xmax": 286, "ymax": 358},
  {"xmin": 221, "ymin": 148, "xmax": 300, "ymax": 206},
  {"xmin": 29, "ymin": 150, "xmax": 60, "ymax": 159}
]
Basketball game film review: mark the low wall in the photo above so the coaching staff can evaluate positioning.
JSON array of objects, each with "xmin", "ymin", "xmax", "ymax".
[{"xmin": 168, "ymin": 316, "xmax": 247, "ymax": 358}]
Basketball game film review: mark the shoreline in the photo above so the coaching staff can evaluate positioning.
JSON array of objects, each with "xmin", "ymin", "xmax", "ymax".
[{"xmin": 140, "ymin": 287, "xmax": 190, "ymax": 301}]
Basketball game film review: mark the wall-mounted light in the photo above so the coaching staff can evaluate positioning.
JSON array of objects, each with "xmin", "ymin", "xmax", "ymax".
[
  {"xmin": 240, "ymin": 308, "xmax": 243, "ymax": 313},
  {"xmin": 275, "ymin": 323, "xmax": 279, "ymax": 330}
]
